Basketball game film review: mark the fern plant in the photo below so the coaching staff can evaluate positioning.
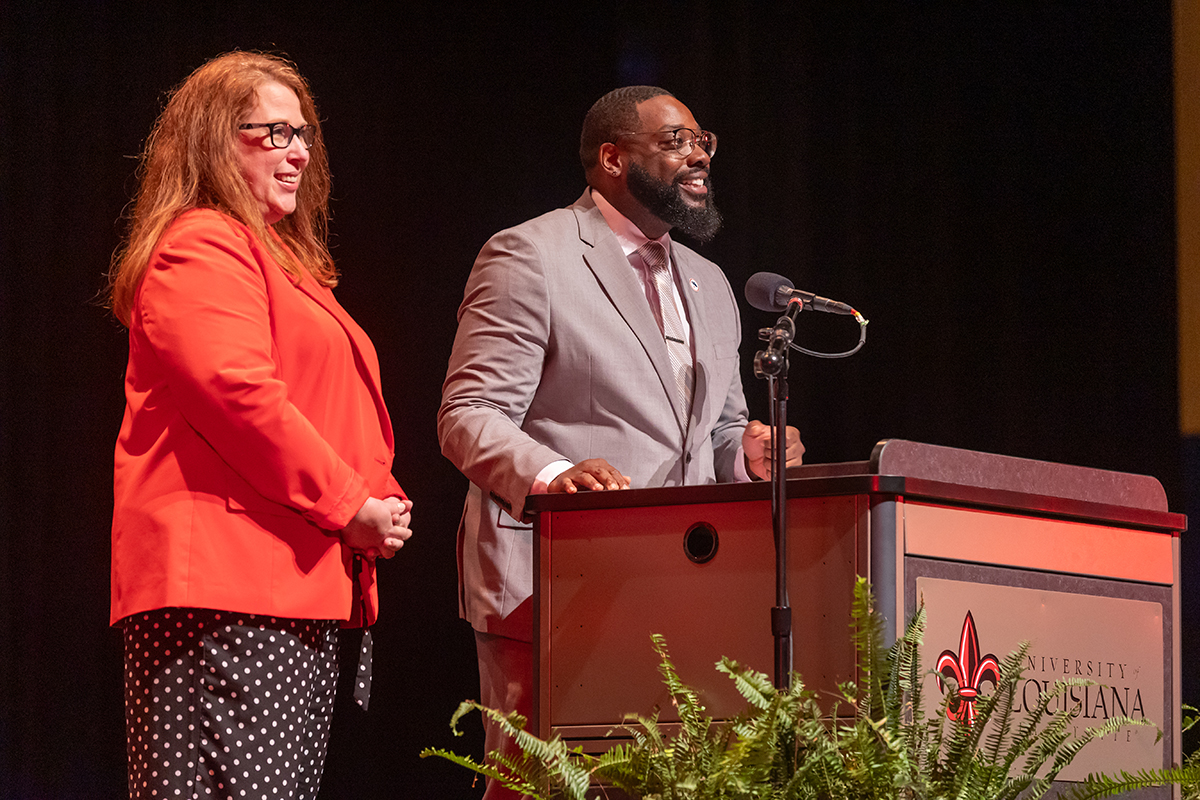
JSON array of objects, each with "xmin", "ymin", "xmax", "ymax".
[{"xmin": 422, "ymin": 578, "xmax": 1171, "ymax": 799}]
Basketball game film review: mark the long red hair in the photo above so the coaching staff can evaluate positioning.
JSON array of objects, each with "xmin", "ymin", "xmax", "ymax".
[{"xmin": 108, "ymin": 51, "xmax": 335, "ymax": 326}]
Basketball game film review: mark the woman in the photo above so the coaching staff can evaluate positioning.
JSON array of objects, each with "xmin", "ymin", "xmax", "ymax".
[{"xmin": 107, "ymin": 51, "xmax": 411, "ymax": 799}]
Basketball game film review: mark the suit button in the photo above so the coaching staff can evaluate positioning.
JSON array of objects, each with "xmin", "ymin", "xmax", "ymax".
[{"xmin": 684, "ymin": 453, "xmax": 692, "ymax": 464}]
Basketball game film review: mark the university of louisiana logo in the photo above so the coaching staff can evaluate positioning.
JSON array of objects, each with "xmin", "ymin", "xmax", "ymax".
[{"xmin": 935, "ymin": 611, "xmax": 1001, "ymax": 726}]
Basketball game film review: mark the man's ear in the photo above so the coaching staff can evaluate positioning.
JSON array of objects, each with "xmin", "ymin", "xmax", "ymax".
[{"xmin": 598, "ymin": 142, "xmax": 624, "ymax": 178}]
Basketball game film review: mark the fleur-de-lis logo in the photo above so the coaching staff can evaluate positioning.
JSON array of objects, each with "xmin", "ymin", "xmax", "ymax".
[{"xmin": 935, "ymin": 611, "xmax": 1001, "ymax": 725}]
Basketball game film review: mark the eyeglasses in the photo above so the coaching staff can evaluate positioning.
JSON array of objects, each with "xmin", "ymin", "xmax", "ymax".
[
  {"xmin": 615, "ymin": 127, "xmax": 717, "ymax": 159},
  {"xmin": 238, "ymin": 122, "xmax": 317, "ymax": 149}
]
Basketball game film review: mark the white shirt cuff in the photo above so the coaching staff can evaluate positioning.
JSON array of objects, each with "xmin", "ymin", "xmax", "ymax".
[
  {"xmin": 732, "ymin": 445, "xmax": 752, "ymax": 482},
  {"xmin": 531, "ymin": 460, "xmax": 574, "ymax": 494}
]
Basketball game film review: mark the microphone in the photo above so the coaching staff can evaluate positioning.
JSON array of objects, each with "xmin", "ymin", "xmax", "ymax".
[{"xmin": 744, "ymin": 272, "xmax": 857, "ymax": 316}]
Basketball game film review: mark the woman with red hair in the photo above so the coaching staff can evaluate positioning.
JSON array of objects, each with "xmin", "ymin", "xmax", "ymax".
[{"xmin": 107, "ymin": 51, "xmax": 411, "ymax": 799}]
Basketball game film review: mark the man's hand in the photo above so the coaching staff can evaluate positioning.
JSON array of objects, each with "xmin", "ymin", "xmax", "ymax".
[
  {"xmin": 742, "ymin": 420, "xmax": 804, "ymax": 480},
  {"xmin": 548, "ymin": 458, "xmax": 631, "ymax": 493}
]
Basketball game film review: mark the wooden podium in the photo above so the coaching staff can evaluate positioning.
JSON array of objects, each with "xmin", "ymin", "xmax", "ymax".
[{"xmin": 528, "ymin": 440, "xmax": 1185, "ymax": 787}]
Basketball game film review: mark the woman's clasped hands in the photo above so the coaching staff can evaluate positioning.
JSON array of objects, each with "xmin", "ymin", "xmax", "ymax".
[{"xmin": 341, "ymin": 496, "xmax": 413, "ymax": 560}]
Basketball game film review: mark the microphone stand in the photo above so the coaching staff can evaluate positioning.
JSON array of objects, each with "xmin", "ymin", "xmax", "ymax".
[{"xmin": 753, "ymin": 299, "xmax": 802, "ymax": 691}]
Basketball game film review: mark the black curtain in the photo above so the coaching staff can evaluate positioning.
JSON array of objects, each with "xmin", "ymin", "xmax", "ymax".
[{"xmin": 0, "ymin": 3, "xmax": 1186, "ymax": 798}]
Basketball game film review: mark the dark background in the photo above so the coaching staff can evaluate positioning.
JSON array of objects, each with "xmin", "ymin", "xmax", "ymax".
[{"xmin": 0, "ymin": 2, "xmax": 1191, "ymax": 798}]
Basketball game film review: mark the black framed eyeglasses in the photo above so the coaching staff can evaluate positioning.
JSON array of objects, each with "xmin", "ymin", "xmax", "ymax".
[
  {"xmin": 238, "ymin": 122, "xmax": 317, "ymax": 149},
  {"xmin": 615, "ymin": 127, "xmax": 717, "ymax": 159}
]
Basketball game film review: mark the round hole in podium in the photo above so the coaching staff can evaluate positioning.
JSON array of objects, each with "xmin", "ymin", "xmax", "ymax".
[{"xmin": 682, "ymin": 521, "xmax": 719, "ymax": 564}]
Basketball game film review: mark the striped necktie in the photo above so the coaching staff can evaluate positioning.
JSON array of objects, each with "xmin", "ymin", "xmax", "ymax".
[{"xmin": 638, "ymin": 241, "xmax": 694, "ymax": 420}]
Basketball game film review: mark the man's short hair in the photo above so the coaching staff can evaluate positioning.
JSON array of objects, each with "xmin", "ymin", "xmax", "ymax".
[{"xmin": 580, "ymin": 86, "xmax": 674, "ymax": 171}]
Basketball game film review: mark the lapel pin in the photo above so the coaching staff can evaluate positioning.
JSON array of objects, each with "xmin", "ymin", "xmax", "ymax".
[{"xmin": 689, "ymin": 279, "xmax": 699, "ymax": 292}]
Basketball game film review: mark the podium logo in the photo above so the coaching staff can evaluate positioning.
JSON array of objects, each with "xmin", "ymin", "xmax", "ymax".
[{"xmin": 934, "ymin": 611, "xmax": 1001, "ymax": 726}]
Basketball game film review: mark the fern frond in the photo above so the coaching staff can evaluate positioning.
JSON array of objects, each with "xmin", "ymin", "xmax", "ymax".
[
  {"xmin": 850, "ymin": 576, "xmax": 887, "ymax": 722},
  {"xmin": 418, "ymin": 746, "xmax": 505, "ymax": 782},
  {"xmin": 890, "ymin": 606, "xmax": 931, "ymax": 778},
  {"xmin": 425, "ymin": 700, "xmax": 595, "ymax": 800},
  {"xmin": 717, "ymin": 655, "xmax": 776, "ymax": 712},
  {"xmin": 650, "ymin": 632, "xmax": 708, "ymax": 738},
  {"xmin": 1182, "ymin": 703, "xmax": 1199, "ymax": 733},
  {"xmin": 1040, "ymin": 714, "xmax": 1156, "ymax": 788},
  {"xmin": 1065, "ymin": 763, "xmax": 1200, "ymax": 800}
]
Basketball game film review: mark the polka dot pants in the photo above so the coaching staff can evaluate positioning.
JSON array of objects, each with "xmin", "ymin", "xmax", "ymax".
[{"xmin": 122, "ymin": 608, "xmax": 339, "ymax": 799}]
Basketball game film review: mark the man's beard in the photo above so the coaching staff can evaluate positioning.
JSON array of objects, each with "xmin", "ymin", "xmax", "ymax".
[{"xmin": 627, "ymin": 162, "xmax": 723, "ymax": 243}]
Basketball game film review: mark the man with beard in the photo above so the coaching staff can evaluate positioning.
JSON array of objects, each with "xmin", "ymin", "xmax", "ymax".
[{"xmin": 439, "ymin": 85, "xmax": 803, "ymax": 799}]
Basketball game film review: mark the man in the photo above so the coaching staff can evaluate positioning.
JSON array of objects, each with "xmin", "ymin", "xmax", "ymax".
[{"xmin": 438, "ymin": 86, "xmax": 803, "ymax": 797}]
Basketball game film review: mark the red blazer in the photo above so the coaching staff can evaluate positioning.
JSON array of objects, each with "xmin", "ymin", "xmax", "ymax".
[{"xmin": 111, "ymin": 209, "xmax": 404, "ymax": 626}]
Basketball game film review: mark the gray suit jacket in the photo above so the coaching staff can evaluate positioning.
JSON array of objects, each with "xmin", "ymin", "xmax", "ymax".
[{"xmin": 438, "ymin": 189, "xmax": 749, "ymax": 640}]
